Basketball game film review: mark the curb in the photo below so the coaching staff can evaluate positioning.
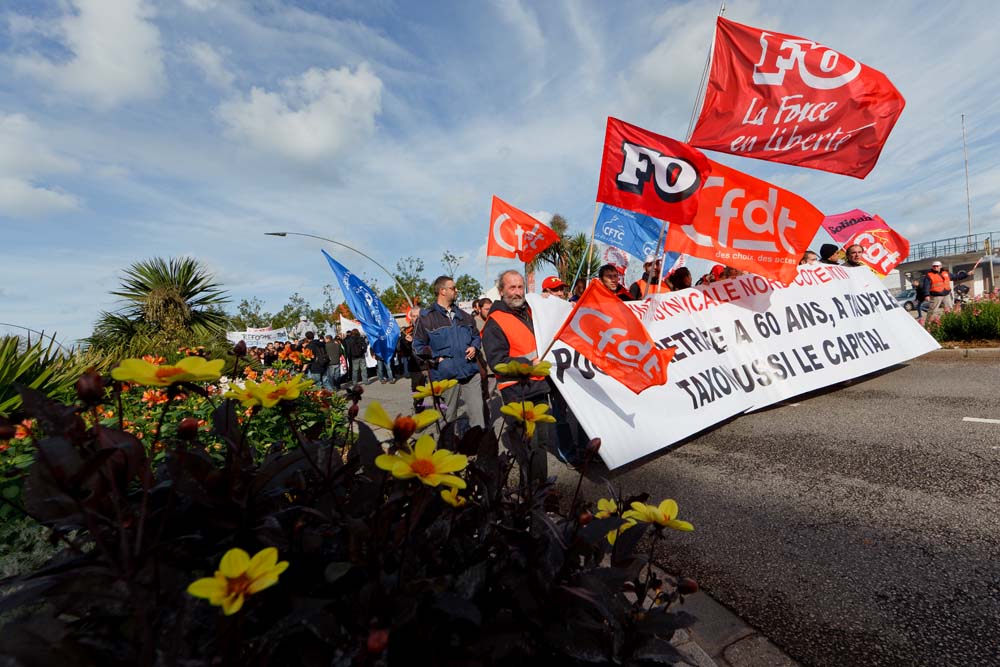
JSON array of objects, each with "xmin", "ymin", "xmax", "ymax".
[
  {"xmin": 552, "ymin": 456, "xmax": 800, "ymax": 667},
  {"xmin": 675, "ymin": 591, "xmax": 800, "ymax": 667},
  {"xmin": 921, "ymin": 347, "xmax": 1000, "ymax": 359}
]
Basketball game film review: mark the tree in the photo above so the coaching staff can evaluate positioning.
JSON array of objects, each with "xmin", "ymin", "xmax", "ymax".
[
  {"xmin": 87, "ymin": 257, "xmax": 230, "ymax": 356},
  {"xmin": 523, "ymin": 213, "xmax": 601, "ymax": 285},
  {"xmin": 455, "ymin": 275, "xmax": 484, "ymax": 301},
  {"xmin": 231, "ymin": 297, "xmax": 272, "ymax": 330},
  {"xmin": 562, "ymin": 232, "xmax": 602, "ymax": 286},
  {"xmin": 441, "ymin": 250, "xmax": 461, "ymax": 277},
  {"xmin": 271, "ymin": 293, "xmax": 312, "ymax": 329},
  {"xmin": 379, "ymin": 257, "xmax": 432, "ymax": 313}
]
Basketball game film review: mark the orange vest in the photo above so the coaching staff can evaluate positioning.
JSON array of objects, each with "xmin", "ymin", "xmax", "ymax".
[
  {"xmin": 635, "ymin": 279, "xmax": 670, "ymax": 296},
  {"xmin": 488, "ymin": 311, "xmax": 546, "ymax": 391},
  {"xmin": 926, "ymin": 270, "xmax": 952, "ymax": 295}
]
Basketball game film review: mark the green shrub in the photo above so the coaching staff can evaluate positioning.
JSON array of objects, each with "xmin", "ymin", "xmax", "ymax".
[
  {"xmin": 0, "ymin": 335, "xmax": 107, "ymax": 418},
  {"xmin": 925, "ymin": 292, "xmax": 1000, "ymax": 342}
]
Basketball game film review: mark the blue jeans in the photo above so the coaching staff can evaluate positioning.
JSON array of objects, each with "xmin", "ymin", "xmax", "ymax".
[
  {"xmin": 324, "ymin": 365, "xmax": 341, "ymax": 389},
  {"xmin": 306, "ymin": 372, "xmax": 325, "ymax": 390},
  {"xmin": 377, "ymin": 359, "xmax": 394, "ymax": 382}
]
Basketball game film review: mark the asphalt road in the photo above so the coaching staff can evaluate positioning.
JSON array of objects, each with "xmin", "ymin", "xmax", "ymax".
[{"xmin": 566, "ymin": 352, "xmax": 1000, "ymax": 667}]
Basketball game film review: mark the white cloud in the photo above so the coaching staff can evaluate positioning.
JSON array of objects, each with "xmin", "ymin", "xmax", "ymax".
[
  {"xmin": 0, "ymin": 113, "xmax": 80, "ymax": 218},
  {"xmin": 0, "ymin": 113, "xmax": 78, "ymax": 177},
  {"xmin": 492, "ymin": 0, "xmax": 545, "ymax": 53},
  {"xmin": 0, "ymin": 178, "xmax": 79, "ymax": 217},
  {"xmin": 188, "ymin": 41, "xmax": 235, "ymax": 89},
  {"xmin": 13, "ymin": 0, "xmax": 166, "ymax": 110},
  {"xmin": 216, "ymin": 63, "xmax": 382, "ymax": 163},
  {"xmin": 180, "ymin": 0, "xmax": 217, "ymax": 10}
]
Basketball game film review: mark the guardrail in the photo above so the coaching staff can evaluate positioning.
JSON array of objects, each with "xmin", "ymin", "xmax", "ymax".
[{"xmin": 906, "ymin": 231, "xmax": 999, "ymax": 262}]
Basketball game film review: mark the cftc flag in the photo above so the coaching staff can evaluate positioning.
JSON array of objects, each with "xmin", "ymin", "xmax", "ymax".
[
  {"xmin": 321, "ymin": 250, "xmax": 400, "ymax": 362},
  {"xmin": 594, "ymin": 204, "xmax": 664, "ymax": 262}
]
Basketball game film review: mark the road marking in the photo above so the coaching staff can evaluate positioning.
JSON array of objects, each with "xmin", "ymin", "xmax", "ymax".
[{"xmin": 963, "ymin": 417, "xmax": 1000, "ymax": 424}]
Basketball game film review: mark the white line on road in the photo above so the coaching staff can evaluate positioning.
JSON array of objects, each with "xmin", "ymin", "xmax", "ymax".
[{"xmin": 963, "ymin": 417, "xmax": 1000, "ymax": 424}]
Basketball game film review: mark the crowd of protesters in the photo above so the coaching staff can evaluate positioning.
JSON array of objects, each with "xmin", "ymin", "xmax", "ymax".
[
  {"xmin": 243, "ymin": 326, "xmax": 422, "ymax": 392},
  {"xmin": 238, "ymin": 245, "xmax": 968, "ymax": 471}
]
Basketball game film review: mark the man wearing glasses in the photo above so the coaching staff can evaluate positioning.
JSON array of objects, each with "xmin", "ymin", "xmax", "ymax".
[{"xmin": 413, "ymin": 275, "xmax": 485, "ymax": 429}]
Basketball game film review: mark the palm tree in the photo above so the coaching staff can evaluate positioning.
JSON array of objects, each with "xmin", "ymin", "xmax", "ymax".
[
  {"xmin": 526, "ymin": 215, "xmax": 600, "ymax": 286},
  {"xmin": 87, "ymin": 257, "xmax": 230, "ymax": 354}
]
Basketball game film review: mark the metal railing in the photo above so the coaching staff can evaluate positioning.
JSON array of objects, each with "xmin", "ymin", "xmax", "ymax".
[{"xmin": 906, "ymin": 231, "xmax": 999, "ymax": 262}]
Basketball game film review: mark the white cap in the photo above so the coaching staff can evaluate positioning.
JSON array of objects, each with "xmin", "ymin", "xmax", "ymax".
[{"xmin": 931, "ymin": 261, "xmax": 942, "ymax": 267}]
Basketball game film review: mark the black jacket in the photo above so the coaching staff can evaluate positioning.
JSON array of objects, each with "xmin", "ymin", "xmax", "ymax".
[
  {"xmin": 481, "ymin": 299, "xmax": 550, "ymax": 401},
  {"xmin": 305, "ymin": 339, "xmax": 328, "ymax": 373},
  {"xmin": 344, "ymin": 334, "xmax": 367, "ymax": 360}
]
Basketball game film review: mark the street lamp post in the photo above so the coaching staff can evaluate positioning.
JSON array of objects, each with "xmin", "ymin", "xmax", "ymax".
[{"xmin": 265, "ymin": 232, "xmax": 414, "ymax": 309}]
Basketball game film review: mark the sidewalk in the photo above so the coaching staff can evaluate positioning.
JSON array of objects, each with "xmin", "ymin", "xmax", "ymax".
[{"xmin": 355, "ymin": 379, "xmax": 801, "ymax": 667}]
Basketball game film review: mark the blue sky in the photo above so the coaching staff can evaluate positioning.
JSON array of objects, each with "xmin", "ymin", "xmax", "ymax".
[{"xmin": 3, "ymin": 0, "xmax": 999, "ymax": 344}]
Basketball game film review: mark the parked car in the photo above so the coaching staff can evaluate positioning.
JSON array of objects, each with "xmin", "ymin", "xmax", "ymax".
[{"xmin": 896, "ymin": 289, "xmax": 919, "ymax": 311}]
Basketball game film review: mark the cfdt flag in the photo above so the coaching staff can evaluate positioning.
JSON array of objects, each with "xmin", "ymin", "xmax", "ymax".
[
  {"xmin": 553, "ymin": 279, "xmax": 675, "ymax": 394},
  {"xmin": 664, "ymin": 159, "xmax": 825, "ymax": 285},
  {"xmin": 594, "ymin": 204, "xmax": 666, "ymax": 262},
  {"xmin": 689, "ymin": 17, "xmax": 905, "ymax": 179},
  {"xmin": 597, "ymin": 117, "xmax": 711, "ymax": 225},
  {"xmin": 487, "ymin": 196, "xmax": 560, "ymax": 263},
  {"xmin": 321, "ymin": 250, "xmax": 400, "ymax": 362},
  {"xmin": 822, "ymin": 209, "xmax": 910, "ymax": 276}
]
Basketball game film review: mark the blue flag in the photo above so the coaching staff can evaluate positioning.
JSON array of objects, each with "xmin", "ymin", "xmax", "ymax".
[
  {"xmin": 321, "ymin": 250, "xmax": 400, "ymax": 362},
  {"xmin": 594, "ymin": 204, "xmax": 667, "ymax": 262}
]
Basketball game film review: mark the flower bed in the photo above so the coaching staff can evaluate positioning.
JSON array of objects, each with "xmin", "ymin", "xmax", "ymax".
[{"xmin": 0, "ymin": 354, "xmax": 700, "ymax": 665}]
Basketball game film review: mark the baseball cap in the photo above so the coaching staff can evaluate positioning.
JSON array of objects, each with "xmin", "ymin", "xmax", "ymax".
[
  {"xmin": 931, "ymin": 261, "xmax": 942, "ymax": 267},
  {"xmin": 542, "ymin": 276, "xmax": 568, "ymax": 291},
  {"xmin": 710, "ymin": 264, "xmax": 725, "ymax": 278}
]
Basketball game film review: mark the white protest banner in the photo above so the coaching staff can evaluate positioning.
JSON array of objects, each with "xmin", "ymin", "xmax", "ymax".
[
  {"xmin": 225, "ymin": 327, "xmax": 289, "ymax": 345},
  {"xmin": 529, "ymin": 265, "xmax": 939, "ymax": 469}
]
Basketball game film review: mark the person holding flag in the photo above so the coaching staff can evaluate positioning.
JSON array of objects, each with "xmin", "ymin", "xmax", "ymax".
[
  {"xmin": 483, "ymin": 270, "xmax": 583, "ymax": 473},
  {"xmin": 321, "ymin": 250, "xmax": 399, "ymax": 385},
  {"xmin": 629, "ymin": 255, "xmax": 670, "ymax": 300}
]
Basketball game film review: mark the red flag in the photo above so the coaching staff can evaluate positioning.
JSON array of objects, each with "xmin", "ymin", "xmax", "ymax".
[
  {"xmin": 554, "ymin": 279, "xmax": 675, "ymax": 394},
  {"xmin": 597, "ymin": 117, "xmax": 711, "ymax": 224},
  {"xmin": 664, "ymin": 159, "xmax": 824, "ymax": 285},
  {"xmin": 689, "ymin": 17, "xmax": 905, "ymax": 179},
  {"xmin": 487, "ymin": 196, "xmax": 560, "ymax": 263},
  {"xmin": 822, "ymin": 209, "xmax": 909, "ymax": 276}
]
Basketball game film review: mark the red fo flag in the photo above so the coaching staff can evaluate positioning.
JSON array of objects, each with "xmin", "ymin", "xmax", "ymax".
[
  {"xmin": 487, "ymin": 196, "xmax": 560, "ymax": 263},
  {"xmin": 689, "ymin": 17, "xmax": 905, "ymax": 179},
  {"xmin": 664, "ymin": 159, "xmax": 825, "ymax": 285},
  {"xmin": 821, "ymin": 209, "xmax": 910, "ymax": 276},
  {"xmin": 553, "ymin": 279, "xmax": 675, "ymax": 394},
  {"xmin": 597, "ymin": 117, "xmax": 711, "ymax": 224}
]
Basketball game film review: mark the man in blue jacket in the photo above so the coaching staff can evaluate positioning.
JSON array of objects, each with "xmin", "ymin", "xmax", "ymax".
[{"xmin": 413, "ymin": 275, "xmax": 485, "ymax": 429}]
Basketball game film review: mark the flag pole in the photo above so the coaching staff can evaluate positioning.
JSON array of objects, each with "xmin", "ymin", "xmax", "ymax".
[
  {"xmin": 644, "ymin": 219, "xmax": 670, "ymax": 298},
  {"xmin": 484, "ymin": 256, "xmax": 491, "ymax": 298},
  {"xmin": 684, "ymin": 2, "xmax": 725, "ymax": 141},
  {"xmin": 582, "ymin": 201, "xmax": 601, "ymax": 278}
]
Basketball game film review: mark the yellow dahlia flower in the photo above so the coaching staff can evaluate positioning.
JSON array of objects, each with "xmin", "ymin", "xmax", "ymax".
[{"xmin": 187, "ymin": 547, "xmax": 289, "ymax": 616}]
